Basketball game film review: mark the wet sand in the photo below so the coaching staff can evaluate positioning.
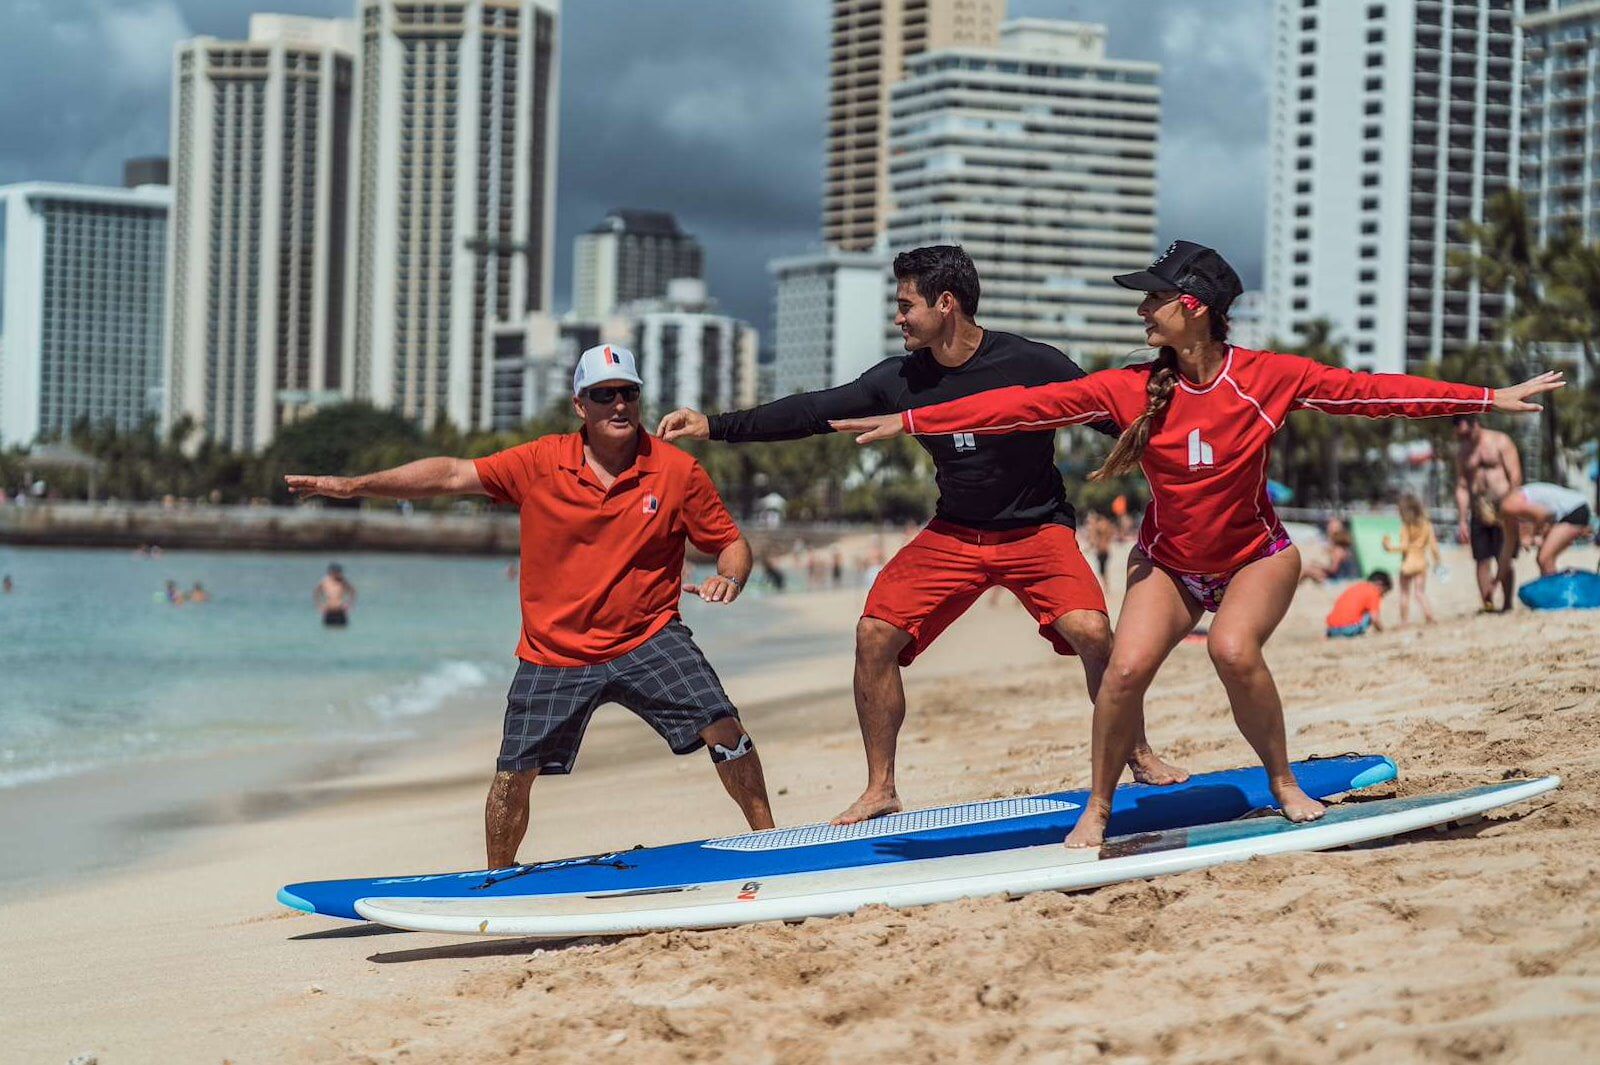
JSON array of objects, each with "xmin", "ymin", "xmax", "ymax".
[{"xmin": 2, "ymin": 542, "xmax": 1597, "ymax": 1063}]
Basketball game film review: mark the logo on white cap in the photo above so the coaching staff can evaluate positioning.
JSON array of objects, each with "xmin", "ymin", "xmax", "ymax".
[{"xmin": 573, "ymin": 344, "xmax": 643, "ymax": 395}]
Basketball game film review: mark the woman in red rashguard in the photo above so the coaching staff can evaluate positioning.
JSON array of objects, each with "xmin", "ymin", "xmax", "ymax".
[{"xmin": 832, "ymin": 240, "xmax": 1563, "ymax": 847}]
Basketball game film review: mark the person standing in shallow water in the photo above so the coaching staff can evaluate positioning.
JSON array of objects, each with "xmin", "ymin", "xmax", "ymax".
[
  {"xmin": 314, "ymin": 564, "xmax": 355, "ymax": 627},
  {"xmin": 833, "ymin": 239, "xmax": 1564, "ymax": 847}
]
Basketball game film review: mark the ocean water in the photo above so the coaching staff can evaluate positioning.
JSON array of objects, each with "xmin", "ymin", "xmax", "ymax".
[{"xmin": 0, "ymin": 547, "xmax": 820, "ymax": 790}]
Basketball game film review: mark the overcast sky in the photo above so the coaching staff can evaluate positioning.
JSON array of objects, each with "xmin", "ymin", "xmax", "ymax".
[{"xmin": 0, "ymin": 0, "xmax": 1272, "ymax": 336}]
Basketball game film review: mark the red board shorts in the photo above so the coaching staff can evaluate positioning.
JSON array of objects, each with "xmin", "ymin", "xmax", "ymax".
[{"xmin": 862, "ymin": 519, "xmax": 1107, "ymax": 667}]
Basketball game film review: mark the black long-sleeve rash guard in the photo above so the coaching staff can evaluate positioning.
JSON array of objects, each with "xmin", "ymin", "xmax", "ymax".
[{"xmin": 707, "ymin": 330, "xmax": 1120, "ymax": 531}]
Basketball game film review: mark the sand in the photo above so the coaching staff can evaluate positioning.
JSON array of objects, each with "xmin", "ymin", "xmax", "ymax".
[{"xmin": 3, "ymin": 540, "xmax": 1598, "ymax": 1064}]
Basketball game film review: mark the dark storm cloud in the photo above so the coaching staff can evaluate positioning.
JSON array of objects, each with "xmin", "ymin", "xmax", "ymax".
[{"xmin": 0, "ymin": 0, "xmax": 1270, "ymax": 334}]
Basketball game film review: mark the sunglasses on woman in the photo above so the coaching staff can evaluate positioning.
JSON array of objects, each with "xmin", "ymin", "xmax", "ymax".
[{"xmin": 584, "ymin": 385, "xmax": 641, "ymax": 404}]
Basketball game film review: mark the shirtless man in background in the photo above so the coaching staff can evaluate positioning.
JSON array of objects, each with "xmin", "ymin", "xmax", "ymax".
[
  {"xmin": 315, "ymin": 563, "xmax": 356, "ymax": 627},
  {"xmin": 1453, "ymin": 415, "xmax": 1522, "ymax": 611}
]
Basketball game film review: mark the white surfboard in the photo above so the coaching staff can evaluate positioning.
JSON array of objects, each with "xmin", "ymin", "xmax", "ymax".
[{"xmin": 356, "ymin": 777, "xmax": 1558, "ymax": 937}]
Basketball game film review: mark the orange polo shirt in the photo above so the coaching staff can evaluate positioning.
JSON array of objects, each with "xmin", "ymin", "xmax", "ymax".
[
  {"xmin": 474, "ymin": 430, "xmax": 742, "ymax": 667},
  {"xmin": 1325, "ymin": 582, "xmax": 1384, "ymax": 629}
]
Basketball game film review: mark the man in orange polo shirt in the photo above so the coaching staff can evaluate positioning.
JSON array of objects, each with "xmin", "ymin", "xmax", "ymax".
[{"xmin": 286, "ymin": 345, "xmax": 774, "ymax": 868}]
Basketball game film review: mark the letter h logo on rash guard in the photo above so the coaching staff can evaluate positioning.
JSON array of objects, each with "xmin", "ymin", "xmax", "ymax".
[
  {"xmin": 1187, "ymin": 429, "xmax": 1215, "ymax": 470},
  {"xmin": 952, "ymin": 432, "xmax": 977, "ymax": 453}
]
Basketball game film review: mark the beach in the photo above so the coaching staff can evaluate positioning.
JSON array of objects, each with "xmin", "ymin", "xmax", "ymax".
[{"xmin": 2, "ymin": 540, "xmax": 1598, "ymax": 1063}]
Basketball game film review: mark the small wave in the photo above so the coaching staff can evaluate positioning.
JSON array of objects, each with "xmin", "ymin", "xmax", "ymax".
[
  {"xmin": 366, "ymin": 660, "xmax": 496, "ymax": 720},
  {"xmin": 0, "ymin": 757, "xmax": 101, "ymax": 790}
]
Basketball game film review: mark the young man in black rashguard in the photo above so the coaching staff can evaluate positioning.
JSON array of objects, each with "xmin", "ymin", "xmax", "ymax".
[{"xmin": 658, "ymin": 245, "xmax": 1187, "ymax": 824}]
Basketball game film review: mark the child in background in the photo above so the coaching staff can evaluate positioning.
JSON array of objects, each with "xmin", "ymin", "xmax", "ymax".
[
  {"xmin": 1325, "ymin": 571, "xmax": 1393, "ymax": 638},
  {"xmin": 1383, "ymin": 494, "xmax": 1440, "ymax": 625}
]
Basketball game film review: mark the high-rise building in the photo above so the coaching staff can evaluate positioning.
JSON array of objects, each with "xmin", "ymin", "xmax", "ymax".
[
  {"xmin": 349, "ymin": 0, "xmax": 560, "ymax": 433},
  {"xmin": 1520, "ymin": 1, "xmax": 1600, "ymax": 243},
  {"xmin": 627, "ymin": 279, "xmax": 758, "ymax": 414},
  {"xmin": 0, "ymin": 183, "xmax": 170, "ymax": 447},
  {"xmin": 825, "ymin": 0, "xmax": 1004, "ymax": 251},
  {"xmin": 573, "ymin": 210, "xmax": 704, "ymax": 322},
  {"xmin": 123, "ymin": 157, "xmax": 170, "ymax": 189},
  {"xmin": 885, "ymin": 20, "xmax": 1159, "ymax": 360},
  {"xmin": 770, "ymin": 247, "xmax": 889, "ymax": 395},
  {"xmin": 166, "ymin": 16, "xmax": 357, "ymax": 451},
  {"xmin": 1263, "ymin": 0, "xmax": 1520, "ymax": 373}
]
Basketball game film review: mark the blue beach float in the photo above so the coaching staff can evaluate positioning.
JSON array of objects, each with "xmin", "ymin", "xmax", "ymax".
[{"xmin": 1518, "ymin": 570, "xmax": 1600, "ymax": 611}]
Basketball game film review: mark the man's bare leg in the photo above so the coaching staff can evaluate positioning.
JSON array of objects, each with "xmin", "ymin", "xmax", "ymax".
[
  {"xmin": 1476, "ymin": 555, "xmax": 1496, "ymax": 610},
  {"xmin": 832, "ymin": 617, "xmax": 914, "ymax": 825},
  {"xmin": 701, "ymin": 717, "xmax": 775, "ymax": 830},
  {"xmin": 1497, "ymin": 518, "xmax": 1518, "ymax": 610},
  {"xmin": 1052, "ymin": 608, "xmax": 1188, "ymax": 785},
  {"xmin": 484, "ymin": 767, "xmax": 539, "ymax": 869}
]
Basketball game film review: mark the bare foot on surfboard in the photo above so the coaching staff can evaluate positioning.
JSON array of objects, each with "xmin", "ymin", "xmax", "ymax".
[
  {"xmin": 1128, "ymin": 745, "xmax": 1190, "ymax": 786},
  {"xmin": 1064, "ymin": 799, "xmax": 1111, "ymax": 849},
  {"xmin": 1274, "ymin": 781, "xmax": 1327, "ymax": 823},
  {"xmin": 831, "ymin": 787, "xmax": 902, "ymax": 826}
]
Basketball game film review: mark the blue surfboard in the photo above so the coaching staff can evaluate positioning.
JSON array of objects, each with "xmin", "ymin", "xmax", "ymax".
[{"xmin": 279, "ymin": 754, "xmax": 1396, "ymax": 921}]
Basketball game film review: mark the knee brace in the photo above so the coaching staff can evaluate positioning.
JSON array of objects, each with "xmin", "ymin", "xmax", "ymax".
[{"xmin": 709, "ymin": 732, "xmax": 755, "ymax": 764}]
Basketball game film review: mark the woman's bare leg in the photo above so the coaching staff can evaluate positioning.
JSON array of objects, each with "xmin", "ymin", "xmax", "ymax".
[
  {"xmin": 1537, "ymin": 523, "xmax": 1583, "ymax": 576},
  {"xmin": 1207, "ymin": 545, "xmax": 1323, "ymax": 823},
  {"xmin": 1397, "ymin": 574, "xmax": 1413, "ymax": 626},
  {"xmin": 1064, "ymin": 552, "xmax": 1201, "ymax": 848}
]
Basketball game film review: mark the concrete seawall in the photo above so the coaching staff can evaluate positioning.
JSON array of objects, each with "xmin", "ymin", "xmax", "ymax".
[
  {"xmin": 0, "ymin": 501, "xmax": 857, "ymax": 557},
  {"xmin": 0, "ymin": 502, "xmax": 520, "ymax": 554}
]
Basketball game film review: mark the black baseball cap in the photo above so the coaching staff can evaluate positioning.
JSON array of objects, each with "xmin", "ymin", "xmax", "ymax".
[{"xmin": 1113, "ymin": 240, "xmax": 1245, "ymax": 316}]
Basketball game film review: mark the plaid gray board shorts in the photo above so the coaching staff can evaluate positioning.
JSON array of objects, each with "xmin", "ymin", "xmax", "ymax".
[{"xmin": 498, "ymin": 619, "xmax": 739, "ymax": 775}]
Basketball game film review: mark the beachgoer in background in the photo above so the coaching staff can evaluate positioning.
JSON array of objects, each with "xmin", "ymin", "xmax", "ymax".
[
  {"xmin": 2, "ymin": 575, "xmax": 11, "ymax": 594},
  {"xmin": 1325, "ymin": 571, "xmax": 1393, "ymax": 638},
  {"xmin": 315, "ymin": 564, "xmax": 355, "ymax": 627},
  {"xmin": 1383, "ymin": 495, "xmax": 1440, "ymax": 625},
  {"xmin": 1454, "ymin": 414, "xmax": 1522, "ymax": 612},
  {"xmin": 1497, "ymin": 481, "xmax": 1593, "ymax": 576},
  {"xmin": 188, "ymin": 582, "xmax": 210, "ymax": 604},
  {"xmin": 833, "ymin": 238, "xmax": 1562, "ymax": 847},
  {"xmin": 1086, "ymin": 512, "xmax": 1114, "ymax": 584},
  {"xmin": 657, "ymin": 244, "xmax": 1186, "ymax": 825},
  {"xmin": 164, "ymin": 579, "xmax": 185, "ymax": 605},
  {"xmin": 286, "ymin": 344, "xmax": 773, "ymax": 868},
  {"xmin": 1300, "ymin": 518, "xmax": 1355, "ymax": 584},
  {"xmin": 505, "ymin": 560, "xmax": 518, "ymax": 581},
  {"xmin": 1111, "ymin": 494, "xmax": 1132, "ymax": 539}
]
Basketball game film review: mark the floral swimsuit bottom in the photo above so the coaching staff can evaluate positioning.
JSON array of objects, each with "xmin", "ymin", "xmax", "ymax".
[{"xmin": 1169, "ymin": 527, "xmax": 1295, "ymax": 614}]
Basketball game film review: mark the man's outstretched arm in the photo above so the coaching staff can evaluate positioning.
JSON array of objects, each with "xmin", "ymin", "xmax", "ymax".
[
  {"xmin": 658, "ymin": 364, "xmax": 894, "ymax": 443},
  {"xmin": 285, "ymin": 457, "xmax": 485, "ymax": 501}
]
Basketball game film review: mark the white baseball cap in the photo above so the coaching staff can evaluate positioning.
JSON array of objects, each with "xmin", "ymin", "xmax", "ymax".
[{"xmin": 572, "ymin": 344, "xmax": 643, "ymax": 395}]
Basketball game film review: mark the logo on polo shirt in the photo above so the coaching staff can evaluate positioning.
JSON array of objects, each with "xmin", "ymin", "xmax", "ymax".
[{"xmin": 642, "ymin": 494, "xmax": 660, "ymax": 515}]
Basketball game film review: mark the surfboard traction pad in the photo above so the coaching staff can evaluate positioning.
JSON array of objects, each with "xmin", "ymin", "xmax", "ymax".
[{"xmin": 704, "ymin": 797, "xmax": 1081, "ymax": 852}]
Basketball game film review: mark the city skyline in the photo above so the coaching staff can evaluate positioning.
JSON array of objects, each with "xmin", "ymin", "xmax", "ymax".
[{"xmin": 0, "ymin": 0, "xmax": 1274, "ymax": 339}]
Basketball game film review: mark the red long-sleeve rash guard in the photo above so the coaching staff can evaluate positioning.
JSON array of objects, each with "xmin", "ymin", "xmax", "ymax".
[{"xmin": 903, "ymin": 347, "xmax": 1493, "ymax": 575}]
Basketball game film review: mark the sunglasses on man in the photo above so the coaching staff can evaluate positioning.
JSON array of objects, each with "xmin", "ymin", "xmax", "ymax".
[{"xmin": 584, "ymin": 385, "xmax": 641, "ymax": 404}]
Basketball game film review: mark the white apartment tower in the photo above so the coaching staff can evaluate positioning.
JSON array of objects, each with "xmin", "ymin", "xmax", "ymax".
[
  {"xmin": 885, "ymin": 20, "xmax": 1160, "ymax": 360},
  {"xmin": 1264, "ymin": 0, "xmax": 1520, "ymax": 373},
  {"xmin": 573, "ymin": 209, "xmax": 704, "ymax": 322},
  {"xmin": 629, "ymin": 280, "xmax": 758, "ymax": 415},
  {"xmin": 770, "ymin": 248, "xmax": 890, "ymax": 395},
  {"xmin": 1520, "ymin": 1, "xmax": 1600, "ymax": 242},
  {"xmin": 167, "ymin": 16, "xmax": 357, "ymax": 452},
  {"xmin": 826, "ymin": 0, "xmax": 1004, "ymax": 251},
  {"xmin": 0, "ymin": 183, "xmax": 171, "ymax": 448},
  {"xmin": 349, "ymin": 0, "xmax": 560, "ymax": 433}
]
